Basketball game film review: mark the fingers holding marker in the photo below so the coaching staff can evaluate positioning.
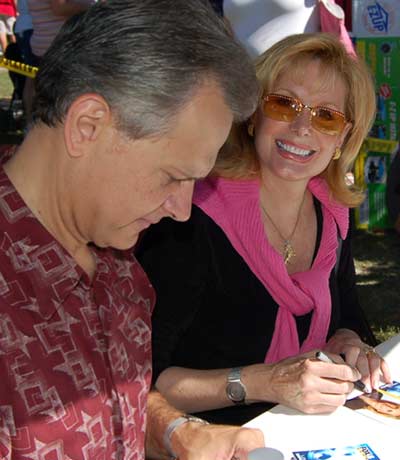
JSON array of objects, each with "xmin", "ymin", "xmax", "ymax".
[
  {"xmin": 315, "ymin": 351, "xmax": 364, "ymax": 393},
  {"xmin": 339, "ymin": 347, "xmax": 392, "ymax": 392}
]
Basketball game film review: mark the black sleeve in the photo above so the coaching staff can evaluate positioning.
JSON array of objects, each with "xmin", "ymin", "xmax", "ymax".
[
  {"xmin": 135, "ymin": 207, "xmax": 212, "ymax": 382},
  {"xmin": 328, "ymin": 222, "xmax": 377, "ymax": 346}
]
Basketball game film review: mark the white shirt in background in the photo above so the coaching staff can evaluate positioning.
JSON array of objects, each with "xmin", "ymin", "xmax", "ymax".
[{"xmin": 224, "ymin": 0, "xmax": 320, "ymax": 56}]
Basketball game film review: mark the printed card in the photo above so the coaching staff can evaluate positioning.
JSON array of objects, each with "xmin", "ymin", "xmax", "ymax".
[
  {"xmin": 292, "ymin": 443, "xmax": 380, "ymax": 459},
  {"xmin": 377, "ymin": 380, "xmax": 400, "ymax": 401}
]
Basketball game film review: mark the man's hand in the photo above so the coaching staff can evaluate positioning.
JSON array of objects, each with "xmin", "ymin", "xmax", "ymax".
[
  {"xmin": 170, "ymin": 422, "xmax": 265, "ymax": 460},
  {"xmin": 145, "ymin": 390, "xmax": 264, "ymax": 460}
]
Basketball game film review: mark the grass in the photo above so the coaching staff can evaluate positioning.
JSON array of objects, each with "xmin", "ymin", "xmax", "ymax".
[
  {"xmin": 353, "ymin": 229, "xmax": 400, "ymax": 343},
  {"xmin": 0, "ymin": 68, "xmax": 13, "ymax": 99},
  {"xmin": 0, "ymin": 71, "xmax": 398, "ymax": 344}
]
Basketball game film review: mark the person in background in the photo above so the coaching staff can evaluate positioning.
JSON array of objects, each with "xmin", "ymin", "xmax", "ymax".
[
  {"xmin": 223, "ymin": 0, "xmax": 352, "ymax": 57},
  {"xmin": 10, "ymin": 0, "xmax": 33, "ymax": 119},
  {"xmin": 23, "ymin": 0, "xmax": 95, "ymax": 123},
  {"xmin": 0, "ymin": 0, "xmax": 16, "ymax": 55},
  {"xmin": 14, "ymin": 0, "xmax": 33, "ymax": 65},
  {"xmin": 136, "ymin": 33, "xmax": 391, "ymax": 427},
  {"xmin": 28, "ymin": 0, "xmax": 95, "ymax": 62},
  {"xmin": 0, "ymin": 1, "xmax": 264, "ymax": 458}
]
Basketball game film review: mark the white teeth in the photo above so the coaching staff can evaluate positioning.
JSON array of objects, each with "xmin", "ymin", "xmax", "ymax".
[{"xmin": 276, "ymin": 140, "xmax": 315, "ymax": 157}]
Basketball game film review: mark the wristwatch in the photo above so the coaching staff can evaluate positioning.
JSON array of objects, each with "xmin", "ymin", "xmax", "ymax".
[
  {"xmin": 226, "ymin": 366, "xmax": 247, "ymax": 404},
  {"xmin": 164, "ymin": 414, "xmax": 209, "ymax": 459}
]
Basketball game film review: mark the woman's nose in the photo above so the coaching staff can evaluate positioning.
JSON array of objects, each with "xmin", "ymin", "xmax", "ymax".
[{"xmin": 290, "ymin": 108, "xmax": 313, "ymax": 136}]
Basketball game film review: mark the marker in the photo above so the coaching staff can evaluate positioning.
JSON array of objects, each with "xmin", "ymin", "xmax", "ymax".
[{"xmin": 316, "ymin": 351, "xmax": 368, "ymax": 393}]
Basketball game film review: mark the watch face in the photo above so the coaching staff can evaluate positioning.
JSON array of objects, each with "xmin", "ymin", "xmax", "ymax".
[{"xmin": 227, "ymin": 382, "xmax": 245, "ymax": 402}]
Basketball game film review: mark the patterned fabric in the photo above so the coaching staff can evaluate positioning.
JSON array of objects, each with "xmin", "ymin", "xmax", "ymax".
[
  {"xmin": 193, "ymin": 176, "xmax": 349, "ymax": 363},
  {"xmin": 0, "ymin": 167, "xmax": 155, "ymax": 459}
]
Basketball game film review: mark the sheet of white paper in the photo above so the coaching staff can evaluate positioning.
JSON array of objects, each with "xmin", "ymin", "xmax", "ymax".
[
  {"xmin": 244, "ymin": 334, "xmax": 400, "ymax": 459},
  {"xmin": 244, "ymin": 405, "xmax": 398, "ymax": 460}
]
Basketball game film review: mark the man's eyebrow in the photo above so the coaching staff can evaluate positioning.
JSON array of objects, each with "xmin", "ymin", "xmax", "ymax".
[
  {"xmin": 172, "ymin": 168, "xmax": 209, "ymax": 181},
  {"xmin": 176, "ymin": 174, "xmax": 207, "ymax": 181}
]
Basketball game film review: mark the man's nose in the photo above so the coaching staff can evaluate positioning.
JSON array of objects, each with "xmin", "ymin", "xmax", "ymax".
[{"xmin": 164, "ymin": 180, "xmax": 195, "ymax": 222}]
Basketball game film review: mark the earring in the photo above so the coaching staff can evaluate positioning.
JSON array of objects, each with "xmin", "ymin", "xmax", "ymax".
[
  {"xmin": 332, "ymin": 147, "xmax": 341, "ymax": 160},
  {"xmin": 247, "ymin": 123, "xmax": 254, "ymax": 137}
]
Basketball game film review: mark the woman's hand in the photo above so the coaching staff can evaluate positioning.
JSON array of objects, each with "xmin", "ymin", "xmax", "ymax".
[
  {"xmin": 243, "ymin": 354, "xmax": 360, "ymax": 414},
  {"xmin": 324, "ymin": 328, "xmax": 392, "ymax": 392}
]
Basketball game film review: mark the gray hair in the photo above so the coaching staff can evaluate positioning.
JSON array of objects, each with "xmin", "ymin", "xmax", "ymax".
[{"xmin": 33, "ymin": 0, "xmax": 259, "ymax": 138}]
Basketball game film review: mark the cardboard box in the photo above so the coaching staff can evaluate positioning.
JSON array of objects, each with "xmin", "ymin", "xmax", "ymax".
[
  {"xmin": 354, "ymin": 137, "xmax": 399, "ymax": 229},
  {"xmin": 356, "ymin": 37, "xmax": 400, "ymax": 140},
  {"xmin": 352, "ymin": 0, "xmax": 400, "ymax": 37}
]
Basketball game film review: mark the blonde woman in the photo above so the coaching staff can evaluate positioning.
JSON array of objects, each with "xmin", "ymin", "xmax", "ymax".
[{"xmin": 137, "ymin": 33, "xmax": 391, "ymax": 426}]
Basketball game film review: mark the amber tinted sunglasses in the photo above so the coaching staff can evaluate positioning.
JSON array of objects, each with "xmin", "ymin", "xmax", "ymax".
[{"xmin": 262, "ymin": 93, "xmax": 347, "ymax": 136}]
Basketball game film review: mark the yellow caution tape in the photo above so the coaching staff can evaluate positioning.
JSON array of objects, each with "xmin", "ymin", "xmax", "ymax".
[{"xmin": 0, "ymin": 57, "xmax": 38, "ymax": 78}]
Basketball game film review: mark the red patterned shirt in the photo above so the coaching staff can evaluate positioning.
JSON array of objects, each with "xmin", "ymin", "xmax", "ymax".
[{"xmin": 0, "ymin": 167, "xmax": 155, "ymax": 459}]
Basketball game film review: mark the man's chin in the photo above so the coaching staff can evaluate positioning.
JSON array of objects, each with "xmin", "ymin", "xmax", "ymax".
[
  {"xmin": 95, "ymin": 233, "xmax": 140, "ymax": 251},
  {"xmin": 116, "ymin": 235, "xmax": 140, "ymax": 251}
]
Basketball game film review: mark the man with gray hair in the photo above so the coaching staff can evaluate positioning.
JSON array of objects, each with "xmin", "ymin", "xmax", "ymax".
[{"xmin": 0, "ymin": 0, "xmax": 263, "ymax": 459}]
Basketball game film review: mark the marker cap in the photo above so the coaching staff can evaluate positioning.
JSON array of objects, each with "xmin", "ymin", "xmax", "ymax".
[{"xmin": 247, "ymin": 447, "xmax": 285, "ymax": 460}]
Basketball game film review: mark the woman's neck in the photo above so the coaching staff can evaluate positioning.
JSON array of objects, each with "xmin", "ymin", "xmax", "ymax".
[{"xmin": 259, "ymin": 169, "xmax": 310, "ymax": 211}]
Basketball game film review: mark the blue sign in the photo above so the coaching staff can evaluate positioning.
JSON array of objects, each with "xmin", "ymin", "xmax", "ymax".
[{"xmin": 367, "ymin": 2, "xmax": 389, "ymax": 32}]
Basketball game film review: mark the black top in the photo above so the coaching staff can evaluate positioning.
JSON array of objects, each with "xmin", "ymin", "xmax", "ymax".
[{"xmin": 136, "ymin": 202, "xmax": 374, "ymax": 425}]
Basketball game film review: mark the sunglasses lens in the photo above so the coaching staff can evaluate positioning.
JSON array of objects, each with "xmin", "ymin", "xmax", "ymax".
[
  {"xmin": 263, "ymin": 94, "xmax": 346, "ymax": 136},
  {"xmin": 312, "ymin": 108, "xmax": 345, "ymax": 135},
  {"xmin": 263, "ymin": 95, "xmax": 297, "ymax": 122}
]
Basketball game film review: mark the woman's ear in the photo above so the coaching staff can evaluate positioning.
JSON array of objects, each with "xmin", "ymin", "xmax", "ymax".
[{"xmin": 339, "ymin": 121, "xmax": 353, "ymax": 147}]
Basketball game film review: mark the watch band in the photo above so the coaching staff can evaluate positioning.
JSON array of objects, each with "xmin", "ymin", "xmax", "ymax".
[
  {"xmin": 163, "ymin": 414, "xmax": 209, "ymax": 459},
  {"xmin": 226, "ymin": 366, "xmax": 247, "ymax": 404},
  {"xmin": 228, "ymin": 366, "xmax": 243, "ymax": 382}
]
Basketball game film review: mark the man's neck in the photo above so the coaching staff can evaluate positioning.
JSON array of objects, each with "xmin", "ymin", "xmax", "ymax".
[{"xmin": 3, "ymin": 126, "xmax": 96, "ymax": 279}]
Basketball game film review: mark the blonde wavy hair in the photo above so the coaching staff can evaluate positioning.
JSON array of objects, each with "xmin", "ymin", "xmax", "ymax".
[{"xmin": 213, "ymin": 33, "xmax": 376, "ymax": 207}]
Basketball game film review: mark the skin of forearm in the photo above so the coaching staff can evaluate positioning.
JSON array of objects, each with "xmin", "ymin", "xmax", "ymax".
[
  {"xmin": 145, "ymin": 390, "xmax": 184, "ymax": 459},
  {"xmin": 155, "ymin": 364, "xmax": 278, "ymax": 413},
  {"xmin": 146, "ymin": 388, "xmax": 266, "ymax": 460},
  {"xmin": 50, "ymin": 0, "xmax": 89, "ymax": 17},
  {"xmin": 146, "ymin": 390, "xmax": 235, "ymax": 460}
]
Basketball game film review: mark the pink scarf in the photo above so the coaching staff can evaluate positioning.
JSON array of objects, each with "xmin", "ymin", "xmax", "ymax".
[{"xmin": 193, "ymin": 176, "xmax": 349, "ymax": 363}]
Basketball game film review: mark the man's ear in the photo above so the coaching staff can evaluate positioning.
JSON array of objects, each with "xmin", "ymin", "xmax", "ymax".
[{"xmin": 64, "ymin": 94, "xmax": 112, "ymax": 158}]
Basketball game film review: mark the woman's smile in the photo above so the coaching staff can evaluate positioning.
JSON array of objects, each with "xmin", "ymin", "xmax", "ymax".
[{"xmin": 275, "ymin": 139, "xmax": 317, "ymax": 161}]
